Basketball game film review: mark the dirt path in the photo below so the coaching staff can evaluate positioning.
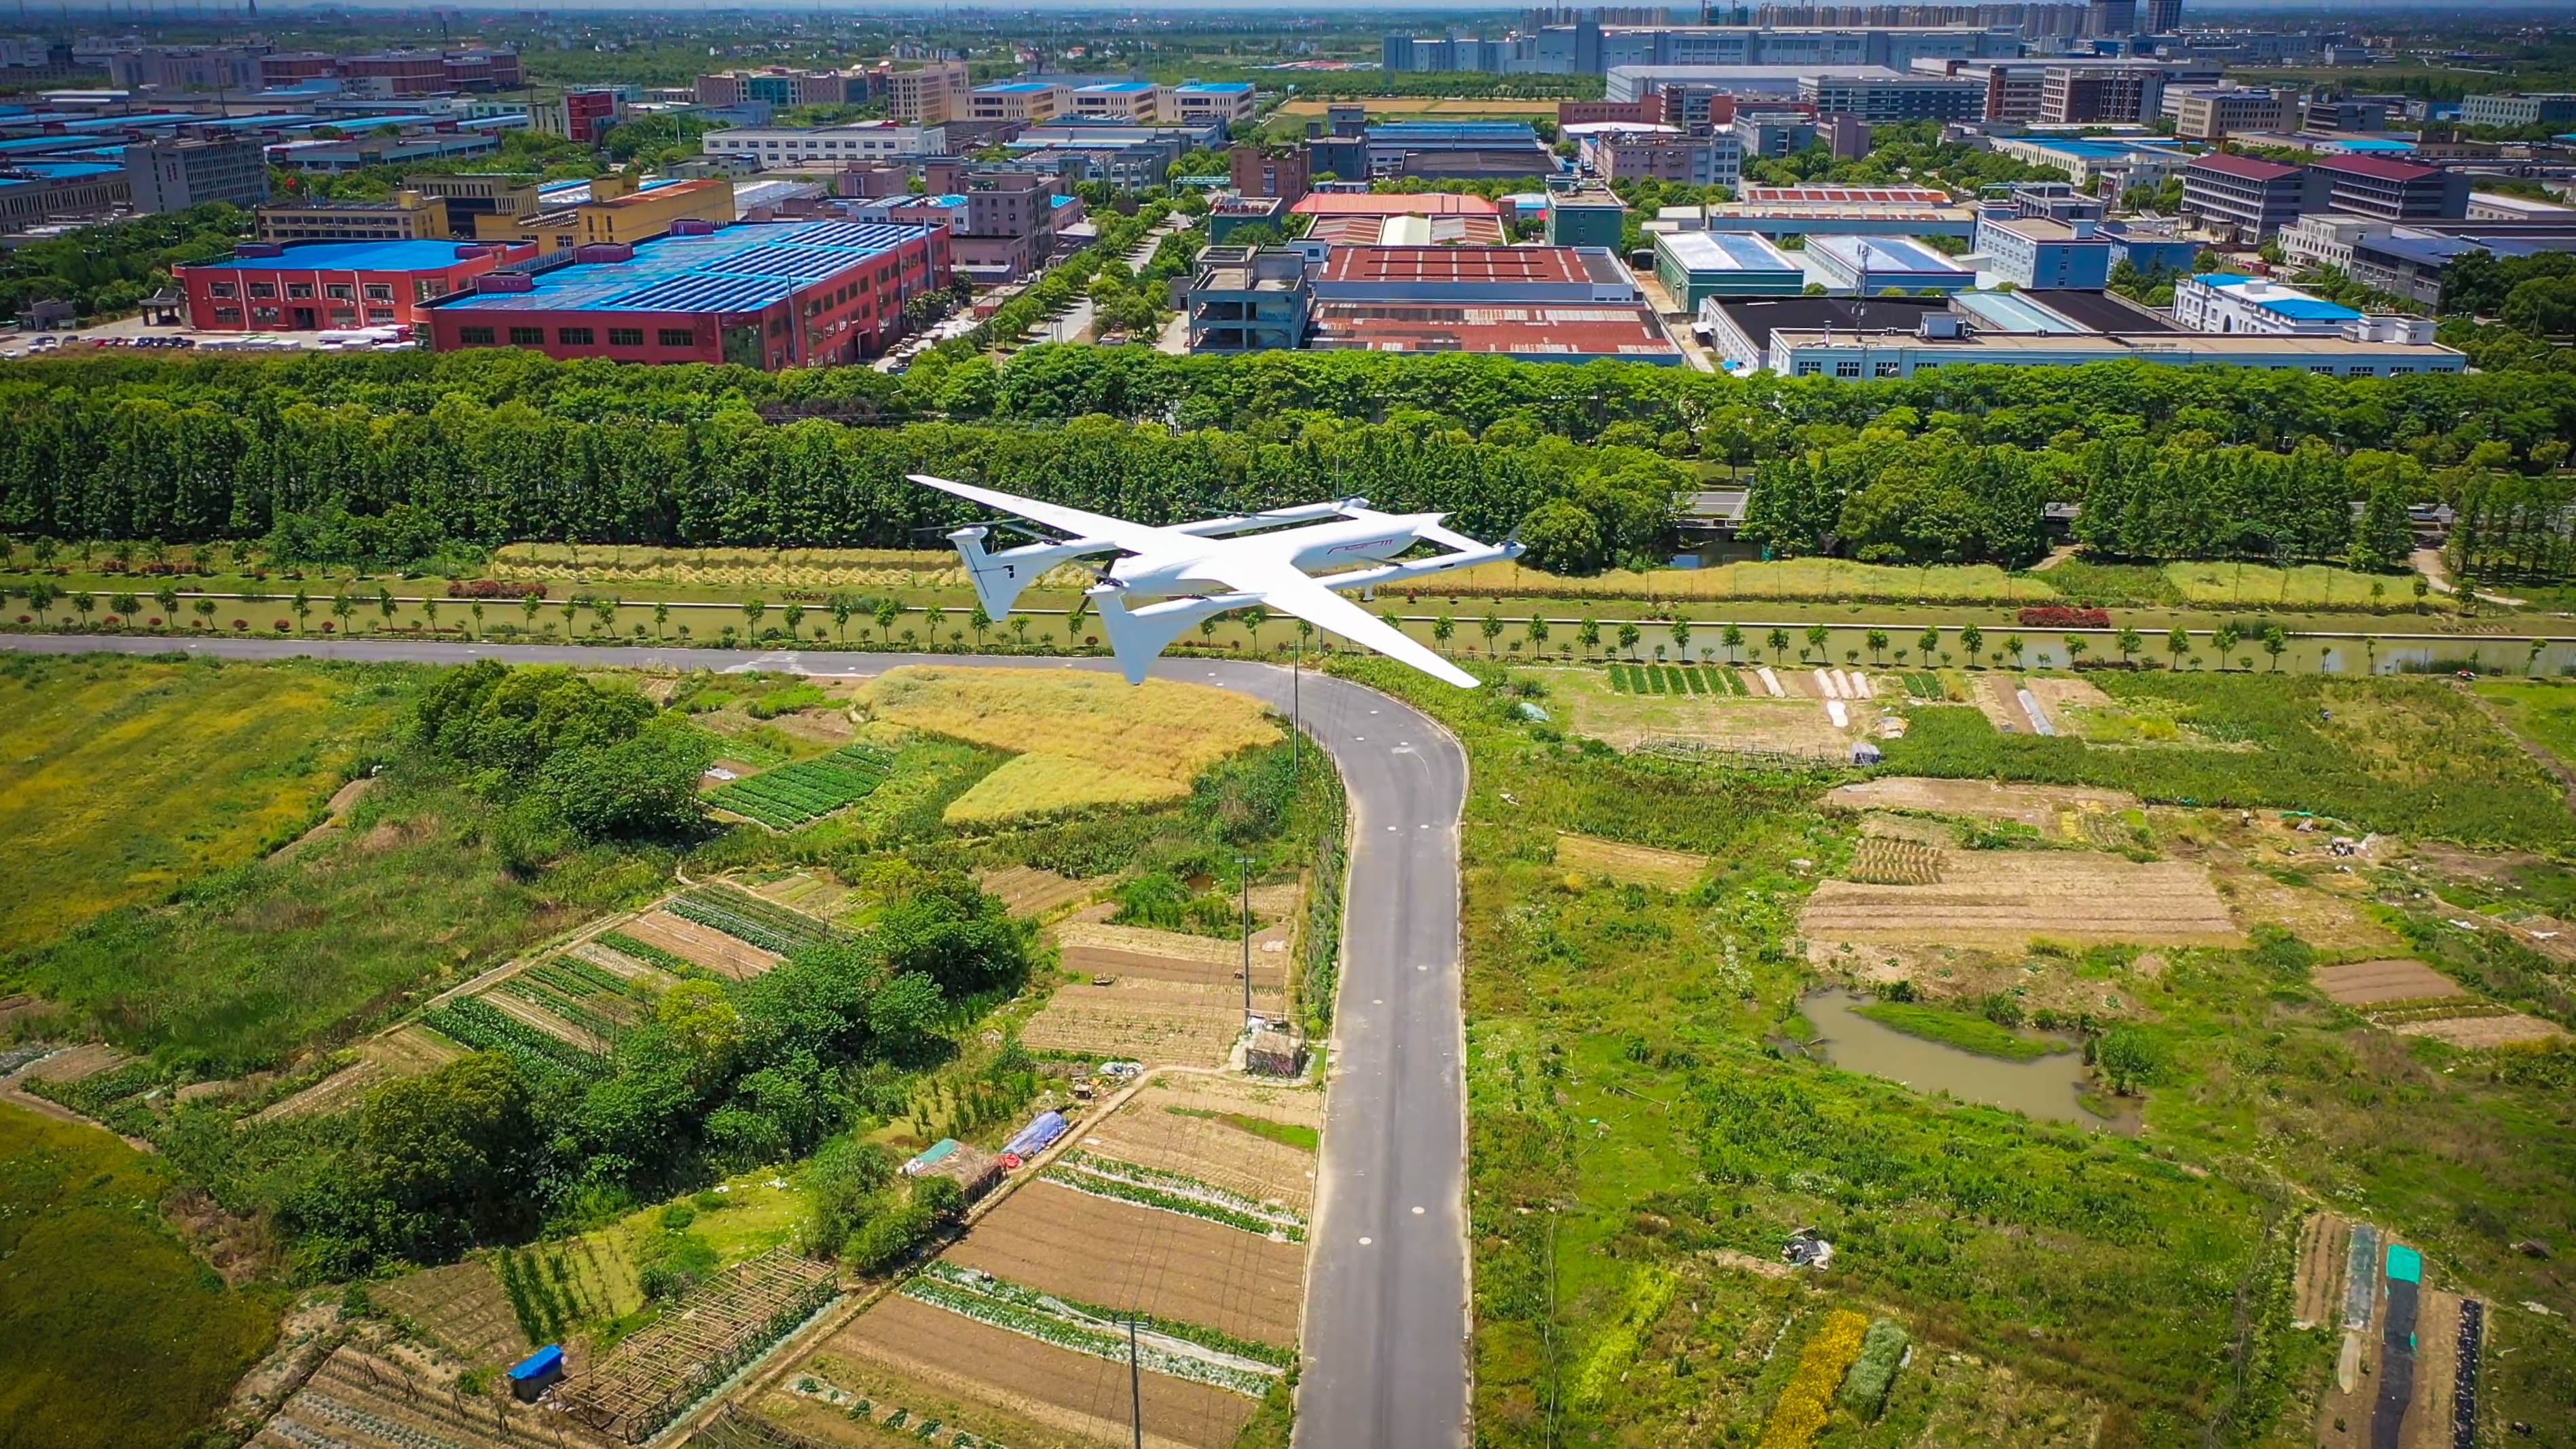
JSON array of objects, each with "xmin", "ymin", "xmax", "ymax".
[{"xmin": 2411, "ymin": 547, "xmax": 2524, "ymax": 608}]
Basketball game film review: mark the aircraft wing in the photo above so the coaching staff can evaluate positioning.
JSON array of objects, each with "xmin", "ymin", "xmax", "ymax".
[
  {"xmin": 1186, "ymin": 556, "xmax": 1477, "ymax": 690},
  {"xmin": 908, "ymin": 473, "xmax": 1169, "ymax": 551}
]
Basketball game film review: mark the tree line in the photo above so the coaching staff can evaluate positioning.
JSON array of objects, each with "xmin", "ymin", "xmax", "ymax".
[{"xmin": 5, "ymin": 346, "xmax": 2574, "ymax": 572}]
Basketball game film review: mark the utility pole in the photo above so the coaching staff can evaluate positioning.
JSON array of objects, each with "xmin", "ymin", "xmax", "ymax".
[
  {"xmin": 1239, "ymin": 852, "xmax": 1255, "ymax": 1029},
  {"xmin": 1128, "ymin": 1317, "xmax": 1145, "ymax": 1449},
  {"xmin": 1291, "ymin": 632, "xmax": 1301, "ymax": 775}
]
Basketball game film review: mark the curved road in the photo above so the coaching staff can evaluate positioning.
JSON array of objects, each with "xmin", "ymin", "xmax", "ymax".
[{"xmin": 1, "ymin": 635, "xmax": 1472, "ymax": 1449}]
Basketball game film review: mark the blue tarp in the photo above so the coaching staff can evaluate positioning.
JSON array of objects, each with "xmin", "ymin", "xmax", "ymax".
[
  {"xmin": 509, "ymin": 1344, "xmax": 564, "ymax": 1382},
  {"xmin": 1004, "ymin": 1110, "xmax": 1069, "ymax": 1158}
]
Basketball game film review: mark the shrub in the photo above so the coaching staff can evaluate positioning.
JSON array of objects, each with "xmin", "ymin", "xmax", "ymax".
[
  {"xmin": 447, "ymin": 580, "xmax": 547, "ymax": 599},
  {"xmin": 2019, "ymin": 606, "xmax": 2111, "ymax": 628},
  {"xmin": 842, "ymin": 1202, "xmax": 934, "ymax": 1273},
  {"xmin": 1837, "ymin": 1318, "xmax": 1909, "ymax": 1420}
]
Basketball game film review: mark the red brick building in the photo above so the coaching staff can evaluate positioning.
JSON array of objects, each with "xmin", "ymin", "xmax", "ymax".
[{"xmin": 174, "ymin": 238, "xmax": 537, "ymax": 331}]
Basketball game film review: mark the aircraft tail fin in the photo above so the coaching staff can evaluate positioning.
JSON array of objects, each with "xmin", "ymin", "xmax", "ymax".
[{"xmin": 1090, "ymin": 585, "xmax": 1260, "ymax": 685}]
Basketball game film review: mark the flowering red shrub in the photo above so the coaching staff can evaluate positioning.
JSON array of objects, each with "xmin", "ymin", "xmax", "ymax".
[
  {"xmin": 2017, "ymin": 606, "xmax": 2110, "ymax": 629},
  {"xmin": 146, "ymin": 616, "xmax": 163, "ymax": 626},
  {"xmin": 233, "ymin": 619, "xmax": 249, "ymax": 630},
  {"xmin": 320, "ymin": 622, "xmax": 335, "ymax": 633},
  {"xmin": 14, "ymin": 615, "xmax": 27, "ymax": 625},
  {"xmin": 101, "ymin": 615, "xmax": 120, "ymax": 627},
  {"xmin": 447, "ymin": 579, "xmax": 547, "ymax": 600},
  {"xmin": 272, "ymin": 619, "xmax": 292, "ymax": 631}
]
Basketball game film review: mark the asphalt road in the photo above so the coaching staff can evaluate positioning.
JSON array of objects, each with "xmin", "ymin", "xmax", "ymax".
[{"xmin": 1, "ymin": 634, "xmax": 1474, "ymax": 1449}]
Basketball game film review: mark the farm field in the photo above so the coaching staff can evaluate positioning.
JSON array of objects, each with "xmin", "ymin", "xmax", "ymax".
[
  {"xmin": 1334, "ymin": 654, "xmax": 2576, "ymax": 1448},
  {"xmin": 1439, "ymin": 557, "xmax": 2067, "ymax": 604},
  {"xmin": 1537, "ymin": 666, "xmax": 1856, "ymax": 756},
  {"xmin": 1799, "ymin": 850, "xmax": 2245, "ymax": 949},
  {"xmin": 1553, "ymin": 832, "xmax": 1709, "ymax": 889},
  {"xmin": 0, "ymin": 1101, "xmax": 280, "ymax": 1449},
  {"xmin": 708, "ymin": 744, "xmax": 896, "ymax": 829},
  {"xmin": 2163, "ymin": 560, "xmax": 2410, "ymax": 608},
  {"xmin": 800, "ymin": 1071, "xmax": 1318, "ymax": 1449},
  {"xmin": 2472, "ymin": 678, "xmax": 2576, "ymax": 771},
  {"xmin": 0, "ymin": 652, "xmax": 406, "ymax": 955},
  {"xmin": 859, "ymin": 666, "xmax": 1281, "ymax": 824},
  {"xmin": 1020, "ymin": 980, "xmax": 1271, "ymax": 1064},
  {"xmin": 978, "ymin": 864, "xmax": 1098, "ymax": 918}
]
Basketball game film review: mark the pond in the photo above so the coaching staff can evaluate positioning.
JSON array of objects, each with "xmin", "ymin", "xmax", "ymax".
[{"xmin": 1798, "ymin": 989, "xmax": 2116, "ymax": 1128}]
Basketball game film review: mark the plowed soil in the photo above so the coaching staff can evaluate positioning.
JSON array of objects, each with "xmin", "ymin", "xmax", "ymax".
[
  {"xmin": 832, "ymin": 1294, "xmax": 1259, "ymax": 1449},
  {"xmin": 371, "ymin": 1260, "xmax": 529, "ymax": 1365},
  {"xmin": 618, "ymin": 909, "xmax": 782, "ymax": 980},
  {"xmin": 2386, "ymin": 1012, "xmax": 2569, "ymax": 1047},
  {"xmin": 1021, "ymin": 981, "xmax": 1276, "ymax": 1065},
  {"xmin": 1799, "ymin": 851, "xmax": 2242, "ymax": 948},
  {"xmin": 2313, "ymin": 960, "xmax": 2464, "ymax": 1006},
  {"xmin": 980, "ymin": 865, "xmax": 1099, "ymax": 919},
  {"xmin": 946, "ymin": 1179, "xmax": 1307, "ymax": 1347},
  {"xmin": 1080, "ymin": 1102, "xmax": 1319, "ymax": 1213}
]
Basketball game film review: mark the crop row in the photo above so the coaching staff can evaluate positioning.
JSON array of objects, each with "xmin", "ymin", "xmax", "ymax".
[
  {"xmin": 918, "ymin": 1260, "xmax": 1293, "ymax": 1370},
  {"xmin": 707, "ymin": 746, "xmax": 894, "ymax": 829},
  {"xmin": 529, "ymin": 956, "xmax": 646, "ymax": 1001},
  {"xmin": 667, "ymin": 885, "xmax": 840, "ymax": 955},
  {"xmin": 1608, "ymin": 663, "xmax": 1742, "ymax": 697},
  {"xmin": 593, "ymin": 930, "xmax": 704, "ymax": 978},
  {"xmin": 496, "ymin": 977, "xmax": 629, "ymax": 1042},
  {"xmin": 902, "ymin": 1274, "xmax": 1277, "ymax": 1397},
  {"xmin": 424, "ymin": 997, "xmax": 608, "ymax": 1082},
  {"xmin": 1045, "ymin": 1154, "xmax": 1306, "ymax": 1242}
]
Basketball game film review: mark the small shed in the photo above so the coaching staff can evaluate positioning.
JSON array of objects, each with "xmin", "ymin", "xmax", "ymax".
[
  {"xmin": 1247, "ymin": 1024, "xmax": 1307, "ymax": 1078},
  {"xmin": 508, "ymin": 1344, "xmax": 564, "ymax": 1402},
  {"xmin": 906, "ymin": 1137, "xmax": 1003, "ymax": 1200}
]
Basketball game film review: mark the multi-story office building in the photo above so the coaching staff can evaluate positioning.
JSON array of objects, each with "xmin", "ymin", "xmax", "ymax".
[
  {"xmin": 2459, "ymin": 93, "xmax": 2576, "ymax": 130},
  {"xmin": 1230, "ymin": 144, "xmax": 1312, "ymax": 204},
  {"xmin": 426, "ymin": 219, "xmax": 948, "ymax": 369},
  {"xmin": 1071, "ymin": 81, "xmax": 1162, "ymax": 124},
  {"xmin": 2170, "ymin": 86, "xmax": 2285, "ymax": 140},
  {"xmin": 1578, "ymin": 128, "xmax": 1742, "ymax": 187},
  {"xmin": 108, "ymin": 43, "xmax": 265, "ymax": 91},
  {"xmin": 177, "ymin": 238, "xmax": 534, "ymax": 331},
  {"xmin": 2309, "ymin": 155, "xmax": 2469, "ymax": 223},
  {"xmin": 2278, "ymin": 213, "xmax": 2387, "ymax": 273},
  {"xmin": 2173, "ymin": 272, "xmax": 2371, "ymax": 334},
  {"xmin": 2180, "ymin": 152, "xmax": 2323, "ymax": 239},
  {"xmin": 2039, "ymin": 62, "xmax": 2165, "ymax": 124},
  {"xmin": 951, "ymin": 170, "xmax": 1061, "ymax": 282},
  {"xmin": 970, "ymin": 81, "xmax": 1067, "ymax": 124},
  {"xmin": 1544, "ymin": 185, "xmax": 1628, "ymax": 247},
  {"xmin": 1168, "ymin": 82, "xmax": 1258, "ymax": 127},
  {"xmin": 1797, "ymin": 71, "xmax": 1983, "ymax": 122},
  {"xmin": 1183, "ymin": 245, "xmax": 1312, "ymax": 352},
  {"xmin": 887, "ymin": 61, "xmax": 972, "ymax": 126},
  {"xmin": 700, "ymin": 124, "xmax": 938, "ymax": 170},
  {"xmin": 401, "ymin": 173, "xmax": 544, "ymax": 232},
  {"xmin": 1310, "ymin": 121, "xmax": 1560, "ymax": 183},
  {"xmin": 124, "ymin": 134, "xmax": 269, "ymax": 214},
  {"xmin": 1974, "ymin": 214, "xmax": 2111, "ymax": 289},
  {"xmin": 257, "ymin": 189, "xmax": 454, "ymax": 243},
  {"xmin": 1653, "ymin": 230, "xmax": 1804, "ymax": 310}
]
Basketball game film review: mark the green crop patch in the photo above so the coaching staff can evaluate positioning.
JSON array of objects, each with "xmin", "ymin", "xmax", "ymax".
[{"xmin": 707, "ymin": 744, "xmax": 895, "ymax": 830}]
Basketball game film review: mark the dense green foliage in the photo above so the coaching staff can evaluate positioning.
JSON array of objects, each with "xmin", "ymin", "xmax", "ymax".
[
  {"xmin": 0, "ymin": 203, "xmax": 251, "ymax": 325},
  {"xmin": 416, "ymin": 661, "xmax": 713, "ymax": 846}
]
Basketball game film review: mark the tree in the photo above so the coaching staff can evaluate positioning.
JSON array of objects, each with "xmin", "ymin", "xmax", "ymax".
[
  {"xmin": 1516, "ymin": 498, "xmax": 1606, "ymax": 574},
  {"xmin": 743, "ymin": 598, "xmax": 767, "ymax": 638},
  {"xmin": 517, "ymin": 591, "xmax": 538, "ymax": 629},
  {"xmin": 873, "ymin": 597, "xmax": 900, "ymax": 642},
  {"xmin": 1722, "ymin": 623, "xmax": 1744, "ymax": 661},
  {"xmin": 192, "ymin": 597, "xmax": 217, "ymax": 629},
  {"xmin": 1670, "ymin": 618, "xmax": 1692, "ymax": 657},
  {"xmin": 1918, "ymin": 626, "xmax": 1940, "ymax": 661},
  {"xmin": 1765, "ymin": 627, "xmax": 1790, "ymax": 660},
  {"xmin": 538, "ymin": 722, "xmax": 712, "ymax": 839},
  {"xmin": 601, "ymin": 595, "xmax": 625, "ymax": 636},
  {"xmin": 291, "ymin": 589, "xmax": 312, "ymax": 633},
  {"xmin": 1528, "ymin": 615, "xmax": 1552, "ymax": 650},
  {"xmin": 2004, "ymin": 634, "xmax": 2025, "ymax": 667},
  {"xmin": 1959, "ymin": 624, "xmax": 1984, "ymax": 661},
  {"xmin": 1618, "ymin": 621, "xmax": 1643, "ymax": 659},
  {"xmin": 24, "ymin": 581, "xmax": 54, "ymax": 625},
  {"xmin": 1578, "ymin": 617, "xmax": 1602, "ymax": 657},
  {"xmin": 829, "ymin": 594, "xmax": 857, "ymax": 642},
  {"xmin": 2167, "ymin": 627, "xmax": 2190, "ymax": 669},
  {"xmin": 2211, "ymin": 622, "xmax": 2241, "ymax": 667},
  {"xmin": 333, "ymin": 593, "xmax": 355, "ymax": 634},
  {"xmin": 1241, "ymin": 604, "xmax": 1269, "ymax": 653},
  {"xmin": 71, "ymin": 591, "xmax": 94, "ymax": 627},
  {"xmin": 358, "ymin": 1052, "xmax": 542, "ymax": 1258},
  {"xmin": 153, "ymin": 585, "xmax": 179, "ymax": 621},
  {"xmin": 913, "ymin": 1174, "xmax": 966, "ymax": 1226},
  {"xmin": 2262, "ymin": 623, "xmax": 2288, "ymax": 670},
  {"xmin": 655, "ymin": 600, "xmax": 671, "ymax": 640},
  {"xmin": 866, "ymin": 972, "xmax": 945, "ymax": 1058},
  {"xmin": 657, "ymin": 979, "xmax": 742, "ymax": 1088},
  {"xmin": 923, "ymin": 604, "xmax": 946, "ymax": 648},
  {"xmin": 1433, "ymin": 615, "xmax": 1456, "ymax": 655},
  {"xmin": 2114, "ymin": 626, "xmax": 2142, "ymax": 663},
  {"xmin": 109, "ymin": 590, "xmax": 141, "ymax": 623},
  {"xmin": 2349, "ymin": 483, "xmax": 2414, "ymax": 573},
  {"xmin": 1864, "ymin": 629, "xmax": 1889, "ymax": 665},
  {"xmin": 1803, "ymin": 624, "xmax": 1829, "ymax": 661},
  {"xmin": 969, "ymin": 602, "xmax": 991, "ymax": 649}
]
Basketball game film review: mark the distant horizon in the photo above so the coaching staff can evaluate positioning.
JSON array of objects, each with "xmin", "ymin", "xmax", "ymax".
[{"xmin": 33, "ymin": 0, "xmax": 2576, "ymax": 14}]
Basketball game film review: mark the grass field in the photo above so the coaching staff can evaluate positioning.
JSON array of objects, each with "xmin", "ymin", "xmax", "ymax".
[
  {"xmin": 0, "ymin": 1102, "xmax": 280, "ymax": 1449},
  {"xmin": 2473, "ymin": 678, "xmax": 2576, "ymax": 771},
  {"xmin": 860, "ymin": 666, "xmax": 1281, "ymax": 824},
  {"xmin": 0, "ymin": 653, "xmax": 405, "ymax": 955},
  {"xmin": 2163, "ymin": 562, "xmax": 2412, "ymax": 609},
  {"xmin": 12, "ymin": 759, "xmax": 666, "ymax": 1073},
  {"xmin": 1850, "ymin": 1001, "xmax": 2071, "ymax": 1061}
]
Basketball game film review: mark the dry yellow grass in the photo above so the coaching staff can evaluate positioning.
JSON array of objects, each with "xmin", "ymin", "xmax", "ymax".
[
  {"xmin": 859, "ymin": 667, "xmax": 1280, "ymax": 824},
  {"xmin": 1438, "ymin": 557, "xmax": 2061, "ymax": 603},
  {"xmin": 490, "ymin": 543, "xmax": 1094, "ymax": 593},
  {"xmin": 1555, "ymin": 833, "xmax": 1709, "ymax": 889}
]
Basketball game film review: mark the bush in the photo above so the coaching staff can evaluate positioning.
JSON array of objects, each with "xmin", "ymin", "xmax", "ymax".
[
  {"xmin": 842, "ymin": 1202, "xmax": 934, "ymax": 1273},
  {"xmin": 1836, "ymin": 1318, "xmax": 1909, "ymax": 1420},
  {"xmin": 2019, "ymin": 606, "xmax": 2110, "ymax": 628}
]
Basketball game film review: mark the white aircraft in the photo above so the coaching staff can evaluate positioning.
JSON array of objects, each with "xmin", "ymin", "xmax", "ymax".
[{"xmin": 909, "ymin": 473, "xmax": 1524, "ymax": 689}]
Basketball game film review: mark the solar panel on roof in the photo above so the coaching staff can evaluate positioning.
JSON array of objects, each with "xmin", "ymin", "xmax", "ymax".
[
  {"xmin": 777, "ymin": 220, "xmax": 910, "ymax": 249},
  {"xmin": 699, "ymin": 244, "xmax": 860, "ymax": 279},
  {"xmin": 605, "ymin": 274, "xmax": 796, "ymax": 312}
]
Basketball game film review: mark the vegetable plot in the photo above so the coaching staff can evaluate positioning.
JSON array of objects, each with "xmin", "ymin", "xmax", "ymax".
[
  {"xmin": 707, "ymin": 744, "xmax": 894, "ymax": 829},
  {"xmin": 904, "ymin": 1262, "xmax": 1283, "ymax": 1397}
]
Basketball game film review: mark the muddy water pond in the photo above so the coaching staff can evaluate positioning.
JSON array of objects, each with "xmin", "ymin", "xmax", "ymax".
[{"xmin": 1799, "ymin": 989, "xmax": 2116, "ymax": 1127}]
